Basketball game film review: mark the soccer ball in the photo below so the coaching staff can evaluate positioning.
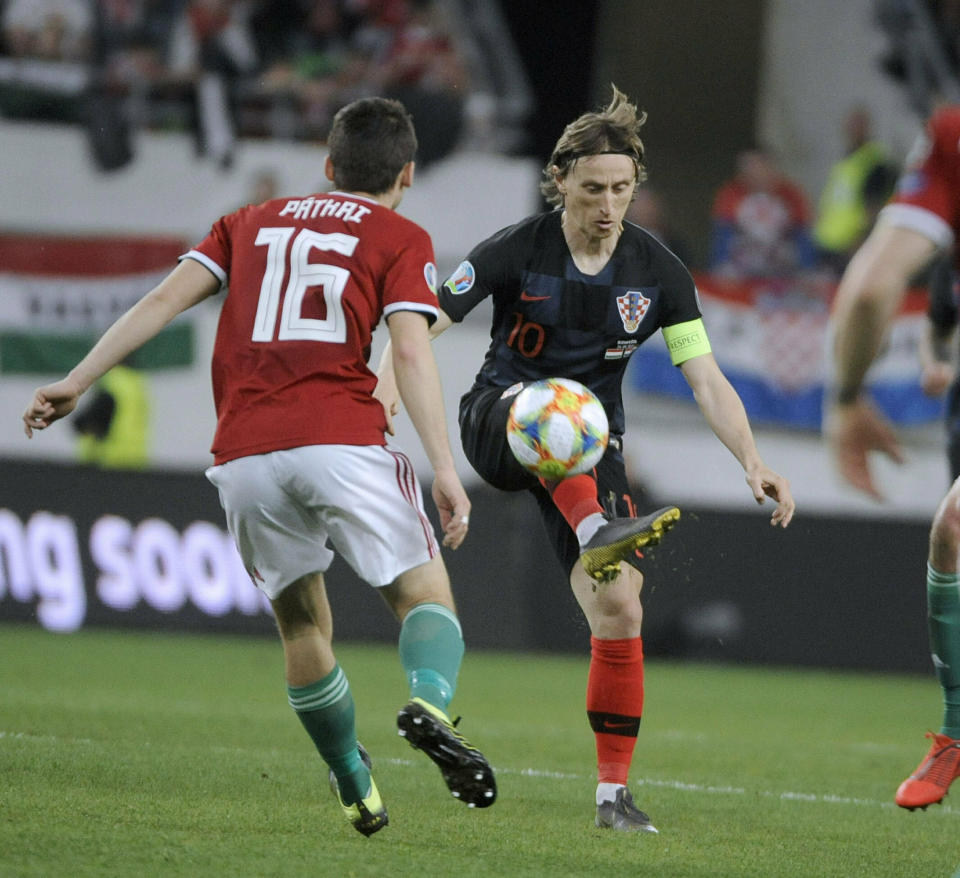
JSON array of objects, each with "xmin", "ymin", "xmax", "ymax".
[{"xmin": 506, "ymin": 378, "xmax": 609, "ymax": 480}]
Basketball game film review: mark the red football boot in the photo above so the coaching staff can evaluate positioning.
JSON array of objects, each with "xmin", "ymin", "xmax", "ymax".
[{"xmin": 895, "ymin": 732, "xmax": 960, "ymax": 810}]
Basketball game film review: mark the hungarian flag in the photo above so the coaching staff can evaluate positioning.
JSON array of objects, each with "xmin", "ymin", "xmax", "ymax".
[{"xmin": 0, "ymin": 234, "xmax": 195, "ymax": 374}]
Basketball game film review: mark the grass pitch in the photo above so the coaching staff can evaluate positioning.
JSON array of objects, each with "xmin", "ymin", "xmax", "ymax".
[{"xmin": 1, "ymin": 624, "xmax": 958, "ymax": 878}]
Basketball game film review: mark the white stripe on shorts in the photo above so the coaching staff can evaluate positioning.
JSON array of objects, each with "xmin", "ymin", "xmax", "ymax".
[{"xmin": 388, "ymin": 447, "xmax": 438, "ymax": 558}]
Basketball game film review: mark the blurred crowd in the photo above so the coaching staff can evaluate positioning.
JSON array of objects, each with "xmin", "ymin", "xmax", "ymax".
[
  {"xmin": 0, "ymin": 0, "xmax": 471, "ymax": 166},
  {"xmin": 0, "ymin": 1, "xmax": 951, "ymax": 288},
  {"xmin": 633, "ymin": 102, "xmax": 897, "ymax": 295},
  {"xmin": 705, "ymin": 104, "xmax": 897, "ymax": 288}
]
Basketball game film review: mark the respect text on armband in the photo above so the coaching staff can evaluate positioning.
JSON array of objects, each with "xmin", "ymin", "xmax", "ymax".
[{"xmin": 666, "ymin": 330, "xmax": 703, "ymax": 354}]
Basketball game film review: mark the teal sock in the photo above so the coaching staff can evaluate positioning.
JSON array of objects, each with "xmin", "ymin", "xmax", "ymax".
[
  {"xmin": 287, "ymin": 665, "xmax": 370, "ymax": 805},
  {"xmin": 927, "ymin": 563, "xmax": 960, "ymax": 738},
  {"xmin": 398, "ymin": 603, "xmax": 464, "ymax": 711}
]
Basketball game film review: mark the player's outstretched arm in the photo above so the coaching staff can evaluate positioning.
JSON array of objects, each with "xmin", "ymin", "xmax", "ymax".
[
  {"xmin": 23, "ymin": 260, "xmax": 219, "ymax": 438},
  {"xmin": 386, "ymin": 309, "xmax": 469, "ymax": 549},
  {"xmin": 680, "ymin": 352, "xmax": 795, "ymax": 527},
  {"xmin": 825, "ymin": 223, "xmax": 935, "ymax": 498}
]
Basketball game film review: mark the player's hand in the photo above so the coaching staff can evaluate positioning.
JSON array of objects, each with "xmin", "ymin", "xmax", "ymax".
[
  {"xmin": 921, "ymin": 362, "xmax": 955, "ymax": 397},
  {"xmin": 22, "ymin": 378, "xmax": 82, "ymax": 438},
  {"xmin": 824, "ymin": 397, "xmax": 905, "ymax": 501},
  {"xmin": 431, "ymin": 466, "xmax": 470, "ymax": 550},
  {"xmin": 373, "ymin": 377, "xmax": 400, "ymax": 436},
  {"xmin": 744, "ymin": 464, "xmax": 795, "ymax": 528}
]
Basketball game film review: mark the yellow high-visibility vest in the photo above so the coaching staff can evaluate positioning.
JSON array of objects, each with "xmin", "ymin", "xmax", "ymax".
[
  {"xmin": 76, "ymin": 365, "xmax": 149, "ymax": 469},
  {"xmin": 814, "ymin": 142, "xmax": 890, "ymax": 253}
]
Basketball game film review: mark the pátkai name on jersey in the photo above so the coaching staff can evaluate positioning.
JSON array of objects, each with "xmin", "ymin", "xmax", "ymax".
[{"xmin": 279, "ymin": 197, "xmax": 372, "ymax": 223}]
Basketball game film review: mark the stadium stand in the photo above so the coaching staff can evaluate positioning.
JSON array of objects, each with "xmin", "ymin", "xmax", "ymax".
[{"xmin": 0, "ymin": 0, "xmax": 531, "ymax": 170}]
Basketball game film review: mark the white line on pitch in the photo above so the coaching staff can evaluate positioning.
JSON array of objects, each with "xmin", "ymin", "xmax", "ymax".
[
  {"xmin": 382, "ymin": 757, "xmax": 960, "ymax": 815},
  {"xmin": 7, "ymin": 730, "xmax": 956, "ymax": 817}
]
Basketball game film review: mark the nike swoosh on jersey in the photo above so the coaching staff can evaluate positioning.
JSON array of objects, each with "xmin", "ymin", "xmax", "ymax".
[{"xmin": 520, "ymin": 290, "xmax": 550, "ymax": 301}]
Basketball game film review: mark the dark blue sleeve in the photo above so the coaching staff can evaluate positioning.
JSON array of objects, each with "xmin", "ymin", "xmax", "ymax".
[{"xmin": 438, "ymin": 223, "xmax": 524, "ymax": 321}]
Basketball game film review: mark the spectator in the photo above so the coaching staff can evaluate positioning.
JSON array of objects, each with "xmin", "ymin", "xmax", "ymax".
[
  {"xmin": 248, "ymin": 0, "xmax": 304, "ymax": 72},
  {"xmin": 91, "ymin": 0, "xmax": 173, "ymax": 88},
  {"xmin": 167, "ymin": 0, "xmax": 259, "ymax": 166},
  {"xmin": 254, "ymin": 0, "xmax": 359, "ymax": 138},
  {"xmin": 84, "ymin": 1, "xmax": 178, "ymax": 172},
  {"xmin": 0, "ymin": 0, "xmax": 476, "ymax": 161},
  {"xmin": 167, "ymin": 0, "xmax": 258, "ymax": 78},
  {"xmin": 375, "ymin": 0, "xmax": 469, "ymax": 166},
  {"xmin": 378, "ymin": 0, "xmax": 467, "ymax": 95},
  {"xmin": 250, "ymin": 0, "xmax": 468, "ymax": 158},
  {"xmin": 813, "ymin": 105, "xmax": 897, "ymax": 277},
  {"xmin": 0, "ymin": 0, "xmax": 93, "ymax": 124},
  {"xmin": 2, "ymin": 0, "xmax": 92, "ymax": 61},
  {"xmin": 710, "ymin": 147, "xmax": 816, "ymax": 280},
  {"xmin": 72, "ymin": 363, "xmax": 150, "ymax": 469}
]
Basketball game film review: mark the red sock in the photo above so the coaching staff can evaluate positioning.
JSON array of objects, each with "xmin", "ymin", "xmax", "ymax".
[
  {"xmin": 586, "ymin": 636, "xmax": 644, "ymax": 785},
  {"xmin": 542, "ymin": 474, "xmax": 603, "ymax": 532}
]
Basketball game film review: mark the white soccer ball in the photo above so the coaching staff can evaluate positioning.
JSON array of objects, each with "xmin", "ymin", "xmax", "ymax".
[{"xmin": 506, "ymin": 378, "xmax": 609, "ymax": 481}]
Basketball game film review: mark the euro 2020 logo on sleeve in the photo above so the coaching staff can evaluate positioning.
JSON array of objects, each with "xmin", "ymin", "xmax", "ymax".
[
  {"xmin": 444, "ymin": 260, "xmax": 475, "ymax": 296},
  {"xmin": 423, "ymin": 262, "xmax": 438, "ymax": 293}
]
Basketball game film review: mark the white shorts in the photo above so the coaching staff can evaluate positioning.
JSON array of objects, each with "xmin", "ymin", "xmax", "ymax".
[{"xmin": 206, "ymin": 444, "xmax": 439, "ymax": 599}]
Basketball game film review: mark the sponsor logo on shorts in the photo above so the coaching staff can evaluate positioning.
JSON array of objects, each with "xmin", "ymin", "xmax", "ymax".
[{"xmin": 444, "ymin": 260, "xmax": 475, "ymax": 295}]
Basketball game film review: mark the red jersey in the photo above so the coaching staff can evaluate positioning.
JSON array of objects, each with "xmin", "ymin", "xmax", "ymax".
[
  {"xmin": 882, "ymin": 106, "xmax": 960, "ymax": 257},
  {"xmin": 183, "ymin": 191, "xmax": 440, "ymax": 464}
]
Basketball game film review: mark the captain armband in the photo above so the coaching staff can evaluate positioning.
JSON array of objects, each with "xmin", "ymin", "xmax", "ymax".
[{"xmin": 662, "ymin": 318, "xmax": 712, "ymax": 365}]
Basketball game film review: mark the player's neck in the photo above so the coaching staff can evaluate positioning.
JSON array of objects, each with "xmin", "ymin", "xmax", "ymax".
[{"xmin": 561, "ymin": 210, "xmax": 621, "ymax": 275}]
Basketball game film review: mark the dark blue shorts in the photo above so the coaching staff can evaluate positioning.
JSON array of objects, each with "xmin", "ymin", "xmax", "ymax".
[{"xmin": 458, "ymin": 384, "xmax": 638, "ymax": 574}]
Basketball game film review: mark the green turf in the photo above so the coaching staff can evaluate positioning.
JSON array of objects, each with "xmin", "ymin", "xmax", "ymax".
[{"xmin": 1, "ymin": 624, "xmax": 957, "ymax": 877}]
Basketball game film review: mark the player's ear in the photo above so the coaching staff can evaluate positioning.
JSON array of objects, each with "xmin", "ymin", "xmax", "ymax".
[
  {"xmin": 324, "ymin": 155, "xmax": 335, "ymax": 183},
  {"xmin": 553, "ymin": 166, "xmax": 566, "ymax": 196},
  {"xmin": 400, "ymin": 160, "xmax": 415, "ymax": 189}
]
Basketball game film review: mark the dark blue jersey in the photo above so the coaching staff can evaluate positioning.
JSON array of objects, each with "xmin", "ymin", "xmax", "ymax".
[{"xmin": 438, "ymin": 210, "xmax": 703, "ymax": 437}]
